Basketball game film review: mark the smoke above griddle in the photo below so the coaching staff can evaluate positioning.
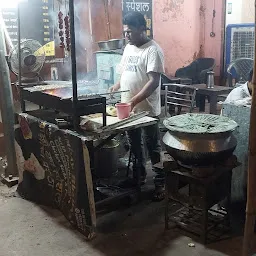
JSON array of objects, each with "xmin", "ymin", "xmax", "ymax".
[{"xmin": 52, "ymin": 0, "xmax": 93, "ymax": 81}]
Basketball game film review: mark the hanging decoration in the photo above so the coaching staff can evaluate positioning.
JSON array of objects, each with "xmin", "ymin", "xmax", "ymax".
[
  {"xmin": 64, "ymin": 13, "xmax": 70, "ymax": 52},
  {"xmin": 58, "ymin": 11, "xmax": 64, "ymax": 48}
]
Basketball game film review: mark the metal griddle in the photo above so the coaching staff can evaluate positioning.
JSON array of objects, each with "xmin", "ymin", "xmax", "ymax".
[
  {"xmin": 41, "ymin": 87, "xmax": 128, "ymax": 100},
  {"xmin": 21, "ymin": 82, "xmax": 107, "ymax": 126},
  {"xmin": 20, "ymin": 81, "xmax": 128, "ymax": 128},
  {"xmin": 42, "ymin": 87, "xmax": 95, "ymax": 98}
]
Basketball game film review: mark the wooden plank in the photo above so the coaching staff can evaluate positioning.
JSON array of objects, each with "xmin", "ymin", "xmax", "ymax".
[
  {"xmin": 0, "ymin": 122, "xmax": 3, "ymax": 134},
  {"xmin": 0, "ymin": 134, "xmax": 6, "ymax": 156},
  {"xmin": 107, "ymin": 0, "xmax": 122, "ymax": 39},
  {"xmin": 84, "ymin": 115, "xmax": 157, "ymax": 131},
  {"xmin": 243, "ymin": 1, "xmax": 256, "ymax": 255}
]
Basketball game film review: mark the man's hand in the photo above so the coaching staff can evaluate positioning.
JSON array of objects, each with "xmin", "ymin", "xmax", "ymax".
[
  {"xmin": 109, "ymin": 82, "xmax": 121, "ymax": 93},
  {"xmin": 129, "ymin": 100, "xmax": 135, "ymax": 111}
]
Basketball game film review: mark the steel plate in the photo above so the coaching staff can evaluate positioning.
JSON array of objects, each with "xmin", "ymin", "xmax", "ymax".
[{"xmin": 163, "ymin": 113, "xmax": 238, "ymax": 134}]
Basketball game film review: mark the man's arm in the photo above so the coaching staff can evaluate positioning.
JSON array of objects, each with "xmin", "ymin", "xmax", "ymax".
[{"xmin": 129, "ymin": 72, "xmax": 160, "ymax": 109}]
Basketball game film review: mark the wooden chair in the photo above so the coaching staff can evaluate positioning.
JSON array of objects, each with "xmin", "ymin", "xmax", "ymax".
[{"xmin": 164, "ymin": 83, "xmax": 197, "ymax": 116}]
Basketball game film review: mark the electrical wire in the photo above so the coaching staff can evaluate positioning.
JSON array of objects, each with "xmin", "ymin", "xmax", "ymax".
[{"xmin": 210, "ymin": 0, "xmax": 216, "ymax": 37}]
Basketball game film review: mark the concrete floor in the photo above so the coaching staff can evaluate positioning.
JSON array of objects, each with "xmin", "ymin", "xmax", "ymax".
[
  {"xmin": 0, "ymin": 180, "xmax": 248, "ymax": 256},
  {"xmin": 0, "ymin": 101, "xmax": 248, "ymax": 256}
]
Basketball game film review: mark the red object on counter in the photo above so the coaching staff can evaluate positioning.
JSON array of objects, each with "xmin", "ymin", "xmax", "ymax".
[{"xmin": 115, "ymin": 103, "xmax": 131, "ymax": 120}]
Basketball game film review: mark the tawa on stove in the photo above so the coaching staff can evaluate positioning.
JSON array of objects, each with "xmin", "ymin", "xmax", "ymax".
[{"xmin": 162, "ymin": 113, "xmax": 238, "ymax": 165}]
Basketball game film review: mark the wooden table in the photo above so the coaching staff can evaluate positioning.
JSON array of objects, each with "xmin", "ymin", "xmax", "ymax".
[
  {"xmin": 169, "ymin": 77, "xmax": 192, "ymax": 85},
  {"xmin": 191, "ymin": 84, "xmax": 233, "ymax": 114}
]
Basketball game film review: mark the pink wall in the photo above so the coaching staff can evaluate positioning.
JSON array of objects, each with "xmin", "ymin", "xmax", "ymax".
[
  {"xmin": 203, "ymin": 0, "xmax": 225, "ymax": 77},
  {"xmin": 153, "ymin": 0, "xmax": 225, "ymax": 78}
]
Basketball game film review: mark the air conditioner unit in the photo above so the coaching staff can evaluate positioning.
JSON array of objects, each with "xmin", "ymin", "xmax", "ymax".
[{"xmin": 225, "ymin": 23, "xmax": 254, "ymax": 70}]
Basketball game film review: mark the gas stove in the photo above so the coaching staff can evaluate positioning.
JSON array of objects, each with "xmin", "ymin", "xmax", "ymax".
[{"xmin": 164, "ymin": 153, "xmax": 239, "ymax": 243}]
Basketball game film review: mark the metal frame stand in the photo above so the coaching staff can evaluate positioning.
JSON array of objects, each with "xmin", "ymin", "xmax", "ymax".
[
  {"xmin": 0, "ymin": 13, "xmax": 18, "ymax": 185},
  {"xmin": 68, "ymin": 0, "xmax": 79, "ymax": 130},
  {"xmin": 164, "ymin": 160, "xmax": 232, "ymax": 244}
]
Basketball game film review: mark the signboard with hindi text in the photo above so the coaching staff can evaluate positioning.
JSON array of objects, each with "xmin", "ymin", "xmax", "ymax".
[
  {"xmin": 15, "ymin": 113, "xmax": 96, "ymax": 239},
  {"xmin": 122, "ymin": 0, "xmax": 153, "ymax": 38}
]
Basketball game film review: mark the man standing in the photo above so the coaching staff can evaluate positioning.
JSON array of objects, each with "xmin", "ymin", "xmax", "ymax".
[{"xmin": 110, "ymin": 11, "xmax": 165, "ymax": 200}]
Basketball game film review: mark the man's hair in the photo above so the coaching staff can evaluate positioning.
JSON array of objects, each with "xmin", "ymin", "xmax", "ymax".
[
  {"xmin": 123, "ymin": 12, "xmax": 146, "ymax": 30},
  {"xmin": 248, "ymin": 69, "xmax": 253, "ymax": 82}
]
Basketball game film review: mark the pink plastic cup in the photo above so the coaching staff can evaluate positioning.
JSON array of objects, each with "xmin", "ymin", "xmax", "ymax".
[{"xmin": 115, "ymin": 103, "xmax": 131, "ymax": 120}]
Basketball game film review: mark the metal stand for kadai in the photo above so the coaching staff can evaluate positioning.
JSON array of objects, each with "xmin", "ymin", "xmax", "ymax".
[{"xmin": 0, "ymin": 17, "xmax": 18, "ymax": 185}]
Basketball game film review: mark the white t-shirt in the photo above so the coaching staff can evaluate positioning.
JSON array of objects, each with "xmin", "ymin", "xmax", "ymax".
[
  {"xmin": 119, "ymin": 40, "xmax": 164, "ymax": 116},
  {"xmin": 224, "ymin": 82, "xmax": 251, "ymax": 104}
]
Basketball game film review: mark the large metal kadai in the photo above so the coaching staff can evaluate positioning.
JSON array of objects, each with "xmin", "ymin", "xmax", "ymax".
[{"xmin": 162, "ymin": 113, "xmax": 238, "ymax": 165}]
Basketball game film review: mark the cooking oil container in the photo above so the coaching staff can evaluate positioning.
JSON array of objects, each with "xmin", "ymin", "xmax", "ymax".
[{"xmin": 94, "ymin": 139, "xmax": 120, "ymax": 178}]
